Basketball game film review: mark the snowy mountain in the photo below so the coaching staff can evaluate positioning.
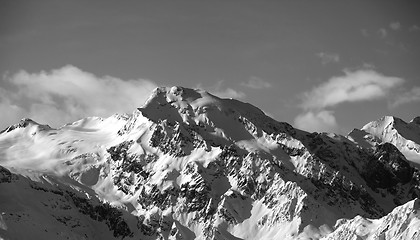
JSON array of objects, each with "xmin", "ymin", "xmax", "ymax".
[
  {"xmin": 348, "ymin": 116, "xmax": 420, "ymax": 166},
  {"xmin": 0, "ymin": 86, "xmax": 419, "ymax": 240},
  {"xmin": 322, "ymin": 198, "xmax": 420, "ymax": 240}
]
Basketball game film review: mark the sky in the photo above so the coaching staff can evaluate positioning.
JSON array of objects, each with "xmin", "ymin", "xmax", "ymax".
[{"xmin": 1, "ymin": 0, "xmax": 420, "ymax": 134}]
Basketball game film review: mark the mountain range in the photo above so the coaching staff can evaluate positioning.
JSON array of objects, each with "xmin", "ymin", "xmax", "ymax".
[{"xmin": 0, "ymin": 86, "xmax": 419, "ymax": 240}]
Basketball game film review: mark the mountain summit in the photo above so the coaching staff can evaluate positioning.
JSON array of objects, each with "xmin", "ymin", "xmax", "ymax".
[
  {"xmin": 0, "ymin": 86, "xmax": 419, "ymax": 240},
  {"xmin": 348, "ymin": 115, "xmax": 420, "ymax": 165}
]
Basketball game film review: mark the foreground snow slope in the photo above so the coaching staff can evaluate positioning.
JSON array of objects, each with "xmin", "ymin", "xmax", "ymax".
[
  {"xmin": 0, "ymin": 86, "xmax": 419, "ymax": 240},
  {"xmin": 323, "ymin": 198, "xmax": 420, "ymax": 240},
  {"xmin": 0, "ymin": 166, "xmax": 136, "ymax": 239}
]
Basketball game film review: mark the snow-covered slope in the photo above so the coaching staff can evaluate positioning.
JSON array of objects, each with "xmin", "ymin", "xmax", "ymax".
[
  {"xmin": 1, "ymin": 86, "xmax": 419, "ymax": 240},
  {"xmin": 323, "ymin": 198, "xmax": 420, "ymax": 240},
  {"xmin": 348, "ymin": 116, "xmax": 420, "ymax": 165},
  {"xmin": 0, "ymin": 166, "xmax": 136, "ymax": 239}
]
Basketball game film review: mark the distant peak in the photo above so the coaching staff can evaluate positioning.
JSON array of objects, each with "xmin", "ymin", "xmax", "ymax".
[
  {"xmin": 362, "ymin": 116, "xmax": 406, "ymax": 130},
  {"xmin": 19, "ymin": 118, "xmax": 38, "ymax": 125},
  {"xmin": 0, "ymin": 118, "xmax": 40, "ymax": 134},
  {"xmin": 10, "ymin": 118, "xmax": 40, "ymax": 129}
]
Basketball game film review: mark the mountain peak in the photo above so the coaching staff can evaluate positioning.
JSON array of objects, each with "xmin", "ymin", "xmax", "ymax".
[
  {"xmin": 362, "ymin": 116, "xmax": 406, "ymax": 131},
  {"xmin": 143, "ymin": 86, "xmax": 207, "ymax": 107},
  {"xmin": 138, "ymin": 86, "xmax": 275, "ymax": 128},
  {"xmin": 0, "ymin": 118, "xmax": 43, "ymax": 134},
  {"xmin": 355, "ymin": 115, "xmax": 420, "ymax": 163},
  {"xmin": 18, "ymin": 118, "xmax": 38, "ymax": 125}
]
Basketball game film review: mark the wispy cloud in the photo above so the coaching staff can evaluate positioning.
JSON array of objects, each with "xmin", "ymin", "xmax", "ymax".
[
  {"xmin": 294, "ymin": 69, "xmax": 404, "ymax": 133},
  {"xmin": 197, "ymin": 81, "xmax": 245, "ymax": 99},
  {"xmin": 389, "ymin": 22, "xmax": 401, "ymax": 30},
  {"xmin": 390, "ymin": 86, "xmax": 420, "ymax": 108},
  {"xmin": 215, "ymin": 88, "xmax": 246, "ymax": 99},
  {"xmin": 362, "ymin": 63, "xmax": 376, "ymax": 69},
  {"xmin": 300, "ymin": 69, "xmax": 404, "ymax": 110},
  {"xmin": 240, "ymin": 76, "xmax": 271, "ymax": 89},
  {"xmin": 361, "ymin": 29, "xmax": 369, "ymax": 37},
  {"xmin": 409, "ymin": 25, "xmax": 420, "ymax": 32},
  {"xmin": 377, "ymin": 28, "xmax": 388, "ymax": 38},
  {"xmin": 316, "ymin": 52, "xmax": 340, "ymax": 65},
  {"xmin": 0, "ymin": 65, "xmax": 158, "ymax": 128}
]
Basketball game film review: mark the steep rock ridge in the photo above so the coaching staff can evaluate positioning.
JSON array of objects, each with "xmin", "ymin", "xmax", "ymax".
[{"xmin": 0, "ymin": 86, "xmax": 419, "ymax": 240}]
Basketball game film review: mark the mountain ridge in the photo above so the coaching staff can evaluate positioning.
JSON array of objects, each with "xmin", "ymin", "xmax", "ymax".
[{"xmin": 0, "ymin": 86, "xmax": 419, "ymax": 240}]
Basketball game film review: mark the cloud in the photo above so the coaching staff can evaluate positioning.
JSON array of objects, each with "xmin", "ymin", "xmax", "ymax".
[
  {"xmin": 293, "ymin": 69, "xmax": 404, "ymax": 133},
  {"xmin": 390, "ymin": 86, "xmax": 420, "ymax": 108},
  {"xmin": 294, "ymin": 110, "xmax": 338, "ymax": 133},
  {"xmin": 378, "ymin": 28, "xmax": 388, "ymax": 38},
  {"xmin": 316, "ymin": 52, "xmax": 340, "ymax": 65},
  {"xmin": 362, "ymin": 63, "xmax": 376, "ymax": 69},
  {"xmin": 361, "ymin": 29, "xmax": 369, "ymax": 37},
  {"xmin": 300, "ymin": 69, "xmax": 404, "ymax": 110},
  {"xmin": 240, "ymin": 76, "xmax": 271, "ymax": 89},
  {"xmin": 0, "ymin": 65, "xmax": 158, "ymax": 128},
  {"xmin": 214, "ymin": 88, "xmax": 246, "ymax": 99},
  {"xmin": 197, "ymin": 81, "xmax": 245, "ymax": 99},
  {"xmin": 389, "ymin": 22, "xmax": 401, "ymax": 30},
  {"xmin": 409, "ymin": 25, "xmax": 420, "ymax": 32}
]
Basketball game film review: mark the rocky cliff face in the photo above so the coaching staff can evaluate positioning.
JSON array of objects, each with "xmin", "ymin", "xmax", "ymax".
[{"xmin": 0, "ymin": 86, "xmax": 419, "ymax": 240}]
